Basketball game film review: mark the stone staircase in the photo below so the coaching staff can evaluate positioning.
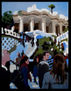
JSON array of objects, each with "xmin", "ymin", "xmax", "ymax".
[{"xmin": 24, "ymin": 41, "xmax": 37, "ymax": 58}]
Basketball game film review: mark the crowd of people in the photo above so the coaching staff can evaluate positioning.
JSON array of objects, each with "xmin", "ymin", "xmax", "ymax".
[{"xmin": 0, "ymin": 49, "xmax": 68, "ymax": 90}]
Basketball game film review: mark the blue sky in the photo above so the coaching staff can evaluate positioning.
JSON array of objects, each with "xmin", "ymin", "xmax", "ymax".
[{"xmin": 2, "ymin": 2, "xmax": 68, "ymax": 17}]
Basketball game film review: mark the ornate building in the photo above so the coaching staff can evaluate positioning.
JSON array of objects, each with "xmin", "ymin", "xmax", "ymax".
[{"xmin": 13, "ymin": 5, "xmax": 68, "ymax": 36}]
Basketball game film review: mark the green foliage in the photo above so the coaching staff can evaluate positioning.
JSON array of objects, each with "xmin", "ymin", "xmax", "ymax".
[
  {"xmin": 39, "ymin": 37, "xmax": 53, "ymax": 46},
  {"xmin": 18, "ymin": 10, "xmax": 23, "ymax": 16},
  {"xmin": 52, "ymin": 35, "xmax": 57, "ymax": 38},
  {"xmin": 48, "ymin": 4, "xmax": 55, "ymax": 13},
  {"xmin": 34, "ymin": 37, "xmax": 54, "ymax": 57},
  {"xmin": 63, "ymin": 27, "xmax": 68, "ymax": 33},
  {"xmin": 2, "ymin": 11, "xmax": 13, "ymax": 28},
  {"xmin": 48, "ymin": 4, "xmax": 55, "ymax": 9},
  {"xmin": 34, "ymin": 36, "xmax": 64, "ymax": 57},
  {"xmin": 34, "ymin": 48, "xmax": 45, "ymax": 57},
  {"xmin": 61, "ymin": 38, "xmax": 68, "ymax": 42}
]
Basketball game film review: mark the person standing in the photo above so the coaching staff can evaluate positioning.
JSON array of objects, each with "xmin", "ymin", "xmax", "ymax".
[
  {"xmin": 38, "ymin": 52, "xmax": 50, "ymax": 88},
  {"xmin": 21, "ymin": 50, "xmax": 24, "ymax": 57},
  {"xmin": 16, "ymin": 53, "xmax": 21, "ymax": 70},
  {"xmin": 33, "ymin": 56, "xmax": 39, "ymax": 84},
  {"xmin": 42, "ymin": 54, "xmax": 68, "ymax": 89},
  {"xmin": 20, "ymin": 56, "xmax": 32, "ymax": 89},
  {"xmin": 0, "ymin": 67, "xmax": 10, "ymax": 90}
]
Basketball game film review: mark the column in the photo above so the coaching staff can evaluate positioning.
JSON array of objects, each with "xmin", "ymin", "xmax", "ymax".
[
  {"xmin": 59, "ymin": 23, "xmax": 63, "ymax": 34},
  {"xmin": 30, "ymin": 18, "xmax": 34, "ymax": 32},
  {"xmin": 42, "ymin": 18, "xmax": 46, "ymax": 32},
  {"xmin": 18, "ymin": 16, "xmax": 23, "ymax": 33},
  {"xmin": 51, "ymin": 20, "xmax": 56, "ymax": 33}
]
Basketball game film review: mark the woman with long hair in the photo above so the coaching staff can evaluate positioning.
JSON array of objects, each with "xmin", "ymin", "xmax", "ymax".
[
  {"xmin": 42, "ymin": 54, "xmax": 68, "ymax": 89},
  {"xmin": 52, "ymin": 54, "xmax": 67, "ymax": 83}
]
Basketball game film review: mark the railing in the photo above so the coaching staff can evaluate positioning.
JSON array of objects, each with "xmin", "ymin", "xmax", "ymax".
[
  {"xmin": 56, "ymin": 31, "xmax": 68, "ymax": 45},
  {"xmin": 1, "ymin": 27, "xmax": 20, "ymax": 39}
]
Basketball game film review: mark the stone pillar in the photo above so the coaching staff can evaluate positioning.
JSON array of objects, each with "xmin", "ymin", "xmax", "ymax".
[
  {"xmin": 51, "ymin": 20, "xmax": 56, "ymax": 33},
  {"xmin": 42, "ymin": 18, "xmax": 46, "ymax": 32},
  {"xmin": 59, "ymin": 23, "xmax": 63, "ymax": 34},
  {"xmin": 18, "ymin": 16, "xmax": 23, "ymax": 33},
  {"xmin": 30, "ymin": 18, "xmax": 34, "ymax": 32}
]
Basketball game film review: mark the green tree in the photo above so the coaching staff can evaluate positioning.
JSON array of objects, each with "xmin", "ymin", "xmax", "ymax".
[
  {"xmin": 63, "ymin": 27, "xmax": 68, "ymax": 33},
  {"xmin": 48, "ymin": 4, "xmax": 55, "ymax": 13},
  {"xmin": 18, "ymin": 10, "xmax": 23, "ymax": 16},
  {"xmin": 2, "ymin": 11, "xmax": 14, "ymax": 29}
]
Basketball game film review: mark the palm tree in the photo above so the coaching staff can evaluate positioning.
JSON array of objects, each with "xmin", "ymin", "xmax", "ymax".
[{"xmin": 48, "ymin": 4, "xmax": 55, "ymax": 13}]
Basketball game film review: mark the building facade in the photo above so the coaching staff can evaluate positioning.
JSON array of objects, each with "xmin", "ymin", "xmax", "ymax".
[{"xmin": 13, "ymin": 9, "xmax": 68, "ymax": 36}]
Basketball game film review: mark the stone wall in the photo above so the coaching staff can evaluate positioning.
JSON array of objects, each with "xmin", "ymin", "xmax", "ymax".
[{"xmin": 2, "ymin": 35, "xmax": 19, "ymax": 51}]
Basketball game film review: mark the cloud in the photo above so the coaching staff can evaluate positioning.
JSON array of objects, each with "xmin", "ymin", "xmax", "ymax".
[
  {"xmin": 27, "ymin": 4, "xmax": 50, "ymax": 14},
  {"xmin": 27, "ymin": 4, "xmax": 37, "ymax": 12},
  {"xmin": 50, "ymin": 11, "xmax": 58, "ymax": 16},
  {"xmin": 59, "ymin": 14, "xmax": 68, "ymax": 20},
  {"xmin": 14, "ymin": 4, "xmax": 68, "ymax": 21}
]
